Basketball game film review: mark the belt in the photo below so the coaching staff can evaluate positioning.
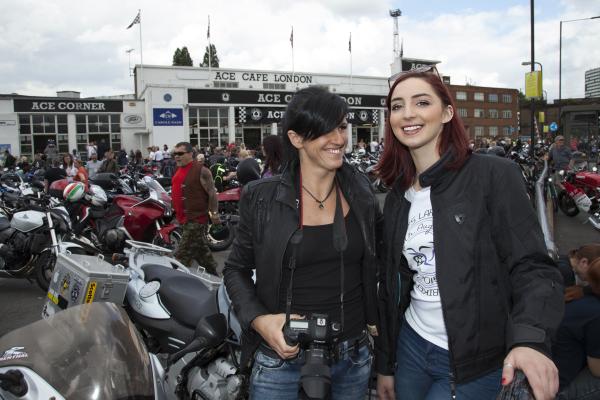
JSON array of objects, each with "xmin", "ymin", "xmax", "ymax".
[{"xmin": 258, "ymin": 331, "xmax": 370, "ymax": 362}]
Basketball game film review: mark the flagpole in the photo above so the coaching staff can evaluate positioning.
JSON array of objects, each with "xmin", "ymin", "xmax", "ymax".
[
  {"xmin": 138, "ymin": 9, "xmax": 144, "ymax": 99},
  {"xmin": 291, "ymin": 26, "xmax": 294, "ymax": 88},
  {"xmin": 208, "ymin": 15, "xmax": 211, "ymax": 74},
  {"xmin": 349, "ymin": 32, "xmax": 353, "ymax": 92}
]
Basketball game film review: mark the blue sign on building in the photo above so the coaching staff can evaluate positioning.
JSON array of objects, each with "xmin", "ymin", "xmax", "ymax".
[
  {"xmin": 153, "ymin": 108, "xmax": 183, "ymax": 126},
  {"xmin": 549, "ymin": 122, "xmax": 558, "ymax": 132}
]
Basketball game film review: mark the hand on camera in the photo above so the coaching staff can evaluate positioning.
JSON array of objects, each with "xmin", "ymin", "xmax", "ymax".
[{"xmin": 252, "ymin": 313, "xmax": 302, "ymax": 359}]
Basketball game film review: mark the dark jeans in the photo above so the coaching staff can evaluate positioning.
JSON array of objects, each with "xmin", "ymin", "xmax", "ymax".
[
  {"xmin": 395, "ymin": 321, "xmax": 502, "ymax": 399},
  {"xmin": 250, "ymin": 341, "xmax": 372, "ymax": 400}
]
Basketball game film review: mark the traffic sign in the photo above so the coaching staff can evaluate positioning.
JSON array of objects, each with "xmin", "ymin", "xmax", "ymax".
[{"xmin": 549, "ymin": 122, "xmax": 558, "ymax": 132}]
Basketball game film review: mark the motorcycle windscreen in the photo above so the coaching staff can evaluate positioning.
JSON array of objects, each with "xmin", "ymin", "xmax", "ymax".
[{"xmin": 0, "ymin": 302, "xmax": 154, "ymax": 399}]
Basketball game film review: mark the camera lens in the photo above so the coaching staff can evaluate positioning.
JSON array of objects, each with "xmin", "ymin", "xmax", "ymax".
[{"xmin": 299, "ymin": 346, "xmax": 332, "ymax": 400}]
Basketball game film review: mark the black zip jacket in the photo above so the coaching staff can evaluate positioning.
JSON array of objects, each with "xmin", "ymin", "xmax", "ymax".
[
  {"xmin": 374, "ymin": 151, "xmax": 564, "ymax": 384},
  {"xmin": 223, "ymin": 162, "xmax": 381, "ymax": 344}
]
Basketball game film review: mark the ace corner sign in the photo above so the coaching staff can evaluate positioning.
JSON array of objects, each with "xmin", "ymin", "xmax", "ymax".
[{"xmin": 153, "ymin": 108, "xmax": 183, "ymax": 126}]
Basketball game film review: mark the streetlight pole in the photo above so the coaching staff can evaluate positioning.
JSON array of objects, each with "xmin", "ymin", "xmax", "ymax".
[
  {"xmin": 529, "ymin": 0, "xmax": 535, "ymax": 154},
  {"xmin": 559, "ymin": 16, "xmax": 600, "ymax": 102}
]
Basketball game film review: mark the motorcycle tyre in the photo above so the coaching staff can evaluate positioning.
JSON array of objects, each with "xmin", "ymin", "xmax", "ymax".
[
  {"xmin": 151, "ymin": 228, "xmax": 183, "ymax": 253},
  {"xmin": 208, "ymin": 221, "xmax": 235, "ymax": 252},
  {"xmin": 558, "ymin": 191, "xmax": 579, "ymax": 217},
  {"xmin": 35, "ymin": 247, "xmax": 88, "ymax": 292}
]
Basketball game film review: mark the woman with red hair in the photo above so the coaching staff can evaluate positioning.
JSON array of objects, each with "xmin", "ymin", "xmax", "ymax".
[{"xmin": 374, "ymin": 68, "xmax": 563, "ymax": 400}]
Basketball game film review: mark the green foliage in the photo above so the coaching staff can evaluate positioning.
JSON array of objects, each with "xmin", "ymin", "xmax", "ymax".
[
  {"xmin": 172, "ymin": 46, "xmax": 193, "ymax": 66},
  {"xmin": 200, "ymin": 44, "xmax": 219, "ymax": 68}
]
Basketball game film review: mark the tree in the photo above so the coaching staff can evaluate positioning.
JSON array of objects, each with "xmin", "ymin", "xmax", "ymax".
[
  {"xmin": 172, "ymin": 46, "xmax": 193, "ymax": 66},
  {"xmin": 200, "ymin": 44, "xmax": 219, "ymax": 68}
]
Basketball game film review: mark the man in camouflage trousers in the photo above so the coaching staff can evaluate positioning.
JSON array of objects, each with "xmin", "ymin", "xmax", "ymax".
[{"xmin": 171, "ymin": 142, "xmax": 220, "ymax": 275}]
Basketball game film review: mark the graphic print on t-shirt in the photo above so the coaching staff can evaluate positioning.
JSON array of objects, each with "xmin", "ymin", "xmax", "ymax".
[
  {"xmin": 403, "ymin": 186, "xmax": 448, "ymax": 349},
  {"xmin": 405, "ymin": 208, "xmax": 437, "ymax": 297}
]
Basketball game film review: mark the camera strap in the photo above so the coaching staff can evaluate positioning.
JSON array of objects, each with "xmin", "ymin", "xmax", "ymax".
[{"xmin": 331, "ymin": 179, "xmax": 347, "ymax": 334}]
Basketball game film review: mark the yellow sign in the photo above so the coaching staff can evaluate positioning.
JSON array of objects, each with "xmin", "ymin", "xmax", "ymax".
[
  {"xmin": 543, "ymin": 125, "xmax": 549, "ymax": 133},
  {"xmin": 85, "ymin": 282, "xmax": 97, "ymax": 303},
  {"xmin": 538, "ymin": 112, "xmax": 545, "ymax": 123},
  {"xmin": 525, "ymin": 71, "xmax": 543, "ymax": 99}
]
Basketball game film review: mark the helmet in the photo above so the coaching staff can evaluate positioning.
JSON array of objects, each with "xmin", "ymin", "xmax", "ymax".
[
  {"xmin": 357, "ymin": 148, "xmax": 366, "ymax": 156},
  {"xmin": 63, "ymin": 182, "xmax": 85, "ymax": 202},
  {"xmin": 487, "ymin": 145, "xmax": 506, "ymax": 157},
  {"xmin": 209, "ymin": 223, "xmax": 230, "ymax": 241},
  {"xmin": 88, "ymin": 184, "xmax": 107, "ymax": 207},
  {"xmin": 103, "ymin": 228, "xmax": 126, "ymax": 251}
]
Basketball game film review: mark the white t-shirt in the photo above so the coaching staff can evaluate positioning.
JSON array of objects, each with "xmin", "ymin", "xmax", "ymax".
[
  {"xmin": 148, "ymin": 151, "xmax": 155, "ymax": 161},
  {"xmin": 154, "ymin": 151, "xmax": 164, "ymax": 161},
  {"xmin": 403, "ymin": 185, "xmax": 448, "ymax": 349}
]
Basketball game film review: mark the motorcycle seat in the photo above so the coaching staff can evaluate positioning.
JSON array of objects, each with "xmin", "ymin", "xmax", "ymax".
[{"xmin": 142, "ymin": 264, "xmax": 217, "ymax": 328}]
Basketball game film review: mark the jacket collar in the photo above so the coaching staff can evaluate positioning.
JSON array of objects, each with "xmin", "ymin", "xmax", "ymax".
[{"xmin": 275, "ymin": 161, "xmax": 361, "ymax": 210}]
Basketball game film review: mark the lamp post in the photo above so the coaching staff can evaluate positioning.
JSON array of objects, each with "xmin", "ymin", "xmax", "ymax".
[
  {"xmin": 522, "ymin": 60, "xmax": 543, "ymax": 147},
  {"xmin": 559, "ymin": 16, "xmax": 600, "ymax": 102}
]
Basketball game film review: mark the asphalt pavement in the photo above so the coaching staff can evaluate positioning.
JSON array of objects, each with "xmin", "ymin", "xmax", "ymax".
[{"xmin": 1, "ymin": 194, "xmax": 598, "ymax": 337}]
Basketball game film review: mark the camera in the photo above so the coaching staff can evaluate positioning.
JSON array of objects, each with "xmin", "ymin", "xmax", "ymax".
[{"xmin": 283, "ymin": 313, "xmax": 341, "ymax": 400}]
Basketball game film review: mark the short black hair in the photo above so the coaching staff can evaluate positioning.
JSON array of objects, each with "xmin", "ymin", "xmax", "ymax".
[
  {"xmin": 175, "ymin": 142, "xmax": 193, "ymax": 153},
  {"xmin": 280, "ymin": 86, "xmax": 348, "ymax": 163}
]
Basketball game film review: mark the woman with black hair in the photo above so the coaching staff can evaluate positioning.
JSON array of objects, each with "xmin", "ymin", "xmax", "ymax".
[
  {"xmin": 374, "ymin": 68, "xmax": 563, "ymax": 400},
  {"xmin": 223, "ymin": 86, "xmax": 381, "ymax": 399},
  {"xmin": 261, "ymin": 134, "xmax": 283, "ymax": 178}
]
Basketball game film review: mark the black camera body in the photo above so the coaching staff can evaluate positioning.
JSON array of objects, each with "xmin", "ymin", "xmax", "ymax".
[
  {"xmin": 283, "ymin": 313, "xmax": 340, "ymax": 347},
  {"xmin": 283, "ymin": 314, "xmax": 341, "ymax": 400}
]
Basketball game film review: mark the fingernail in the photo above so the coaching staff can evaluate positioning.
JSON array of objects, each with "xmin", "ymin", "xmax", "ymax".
[{"xmin": 502, "ymin": 377, "xmax": 506, "ymax": 385}]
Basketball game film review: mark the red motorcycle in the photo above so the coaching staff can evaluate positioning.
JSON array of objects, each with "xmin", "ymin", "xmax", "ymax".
[
  {"xmin": 53, "ymin": 177, "xmax": 180, "ymax": 252},
  {"xmin": 558, "ymin": 167, "xmax": 600, "ymax": 230}
]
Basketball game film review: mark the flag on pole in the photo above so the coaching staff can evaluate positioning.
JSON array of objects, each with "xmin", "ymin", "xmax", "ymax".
[
  {"xmin": 348, "ymin": 32, "xmax": 352, "ymax": 52},
  {"xmin": 207, "ymin": 16, "xmax": 210, "ymax": 39},
  {"xmin": 126, "ymin": 11, "xmax": 140, "ymax": 29},
  {"xmin": 290, "ymin": 26, "xmax": 294, "ymax": 48}
]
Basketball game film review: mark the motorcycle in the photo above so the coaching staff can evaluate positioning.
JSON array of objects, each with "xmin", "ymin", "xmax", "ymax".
[
  {"xmin": 0, "ymin": 301, "xmax": 235, "ymax": 399},
  {"xmin": 59, "ymin": 176, "xmax": 181, "ymax": 254},
  {"xmin": 0, "ymin": 193, "xmax": 87, "ymax": 291},
  {"xmin": 118, "ymin": 240, "xmax": 246, "ymax": 399},
  {"xmin": 557, "ymin": 167, "xmax": 600, "ymax": 230},
  {"xmin": 208, "ymin": 183, "xmax": 240, "ymax": 252}
]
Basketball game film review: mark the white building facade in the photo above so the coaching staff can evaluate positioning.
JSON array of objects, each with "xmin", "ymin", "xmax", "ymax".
[
  {"xmin": 135, "ymin": 65, "xmax": 388, "ymax": 152},
  {"xmin": 0, "ymin": 65, "xmax": 388, "ymax": 159}
]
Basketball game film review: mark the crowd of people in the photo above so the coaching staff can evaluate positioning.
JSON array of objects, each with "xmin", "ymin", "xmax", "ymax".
[{"xmin": 1, "ymin": 75, "xmax": 599, "ymax": 399}]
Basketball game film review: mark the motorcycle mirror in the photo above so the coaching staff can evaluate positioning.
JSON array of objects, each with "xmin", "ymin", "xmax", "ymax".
[
  {"xmin": 167, "ymin": 314, "xmax": 227, "ymax": 367},
  {"xmin": 559, "ymin": 170, "xmax": 565, "ymax": 176}
]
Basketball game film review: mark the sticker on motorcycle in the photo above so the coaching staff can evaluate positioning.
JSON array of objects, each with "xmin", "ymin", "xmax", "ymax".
[
  {"xmin": 60, "ymin": 273, "xmax": 71, "ymax": 295},
  {"xmin": 0, "ymin": 346, "xmax": 28, "ymax": 362},
  {"xmin": 85, "ymin": 282, "xmax": 97, "ymax": 303}
]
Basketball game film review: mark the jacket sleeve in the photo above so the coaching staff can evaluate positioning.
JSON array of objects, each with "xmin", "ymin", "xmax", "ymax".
[
  {"xmin": 222, "ymin": 184, "xmax": 270, "ymax": 331},
  {"xmin": 373, "ymin": 197, "xmax": 396, "ymax": 376},
  {"xmin": 491, "ymin": 160, "xmax": 564, "ymax": 355}
]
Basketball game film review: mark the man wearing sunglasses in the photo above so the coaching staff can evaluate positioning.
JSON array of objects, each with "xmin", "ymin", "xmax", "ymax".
[{"xmin": 171, "ymin": 141, "xmax": 220, "ymax": 275}]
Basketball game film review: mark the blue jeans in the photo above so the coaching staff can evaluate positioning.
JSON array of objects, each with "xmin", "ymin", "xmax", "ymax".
[
  {"xmin": 250, "ymin": 342, "xmax": 372, "ymax": 400},
  {"xmin": 395, "ymin": 322, "xmax": 502, "ymax": 400}
]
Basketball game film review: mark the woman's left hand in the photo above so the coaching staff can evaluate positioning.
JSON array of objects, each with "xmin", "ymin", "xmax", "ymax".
[{"xmin": 502, "ymin": 346, "xmax": 558, "ymax": 400}]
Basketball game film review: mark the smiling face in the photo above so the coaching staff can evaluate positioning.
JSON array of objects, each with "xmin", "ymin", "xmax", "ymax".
[
  {"xmin": 389, "ymin": 77, "xmax": 453, "ymax": 157},
  {"xmin": 289, "ymin": 120, "xmax": 348, "ymax": 173}
]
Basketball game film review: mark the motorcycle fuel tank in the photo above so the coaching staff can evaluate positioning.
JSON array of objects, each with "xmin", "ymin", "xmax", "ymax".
[
  {"xmin": 575, "ymin": 171, "xmax": 600, "ymax": 187},
  {"xmin": 10, "ymin": 210, "xmax": 45, "ymax": 233}
]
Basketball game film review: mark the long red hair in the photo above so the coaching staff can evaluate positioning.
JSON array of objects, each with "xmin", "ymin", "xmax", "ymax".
[{"xmin": 376, "ymin": 71, "xmax": 470, "ymax": 190}]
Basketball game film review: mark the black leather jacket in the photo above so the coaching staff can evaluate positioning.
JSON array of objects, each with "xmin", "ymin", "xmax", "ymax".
[
  {"xmin": 375, "ymin": 151, "xmax": 564, "ymax": 384},
  {"xmin": 223, "ymin": 162, "xmax": 381, "ymax": 341}
]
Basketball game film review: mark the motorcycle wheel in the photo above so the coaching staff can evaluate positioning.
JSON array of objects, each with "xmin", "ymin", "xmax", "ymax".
[
  {"xmin": 151, "ymin": 228, "xmax": 183, "ymax": 253},
  {"xmin": 208, "ymin": 221, "xmax": 235, "ymax": 252},
  {"xmin": 558, "ymin": 191, "xmax": 579, "ymax": 217},
  {"xmin": 35, "ymin": 247, "xmax": 88, "ymax": 292}
]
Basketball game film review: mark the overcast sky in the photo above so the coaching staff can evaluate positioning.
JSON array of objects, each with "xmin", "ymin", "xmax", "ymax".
[{"xmin": 1, "ymin": 0, "xmax": 598, "ymax": 101}]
